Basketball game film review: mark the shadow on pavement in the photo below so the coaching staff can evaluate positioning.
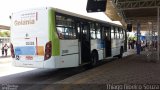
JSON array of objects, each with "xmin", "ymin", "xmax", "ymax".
[{"xmin": 0, "ymin": 56, "xmax": 11, "ymax": 58}]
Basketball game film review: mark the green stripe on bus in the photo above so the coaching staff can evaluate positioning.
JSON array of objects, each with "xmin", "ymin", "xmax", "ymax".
[{"xmin": 48, "ymin": 9, "xmax": 60, "ymax": 56}]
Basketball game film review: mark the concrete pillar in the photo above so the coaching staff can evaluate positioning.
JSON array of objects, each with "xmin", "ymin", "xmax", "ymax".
[
  {"xmin": 157, "ymin": 7, "xmax": 160, "ymax": 61},
  {"xmin": 136, "ymin": 22, "xmax": 141, "ymax": 54}
]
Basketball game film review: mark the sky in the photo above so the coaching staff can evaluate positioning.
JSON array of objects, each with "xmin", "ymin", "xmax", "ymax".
[{"xmin": 0, "ymin": 0, "xmax": 121, "ymax": 26}]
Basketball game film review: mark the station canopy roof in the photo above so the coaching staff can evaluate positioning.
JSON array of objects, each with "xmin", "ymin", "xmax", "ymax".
[
  {"xmin": 105, "ymin": 0, "xmax": 160, "ymax": 31},
  {"xmin": 0, "ymin": 25, "xmax": 10, "ymax": 30}
]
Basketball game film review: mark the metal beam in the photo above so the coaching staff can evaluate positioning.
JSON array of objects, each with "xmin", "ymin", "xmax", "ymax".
[
  {"xmin": 110, "ymin": 0, "xmax": 127, "ymax": 25},
  {"xmin": 126, "ymin": 17, "xmax": 157, "ymax": 25},
  {"xmin": 114, "ymin": 0, "xmax": 160, "ymax": 10}
]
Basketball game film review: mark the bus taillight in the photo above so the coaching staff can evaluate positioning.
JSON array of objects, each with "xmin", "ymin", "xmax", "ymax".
[
  {"xmin": 44, "ymin": 41, "xmax": 52, "ymax": 60},
  {"xmin": 10, "ymin": 43, "xmax": 15, "ymax": 58}
]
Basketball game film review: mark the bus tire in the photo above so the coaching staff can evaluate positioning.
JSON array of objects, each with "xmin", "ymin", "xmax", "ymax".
[
  {"xmin": 118, "ymin": 47, "xmax": 123, "ymax": 58},
  {"xmin": 91, "ymin": 51, "xmax": 98, "ymax": 66}
]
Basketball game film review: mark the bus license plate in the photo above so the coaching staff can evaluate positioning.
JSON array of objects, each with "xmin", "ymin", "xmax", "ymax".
[{"xmin": 25, "ymin": 56, "xmax": 33, "ymax": 60}]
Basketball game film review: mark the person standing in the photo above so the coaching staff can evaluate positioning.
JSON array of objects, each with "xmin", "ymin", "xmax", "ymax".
[
  {"xmin": 1, "ymin": 46, "xmax": 4, "ymax": 56},
  {"xmin": 128, "ymin": 38, "xmax": 132, "ymax": 49},
  {"xmin": 3, "ymin": 44, "xmax": 9, "ymax": 56}
]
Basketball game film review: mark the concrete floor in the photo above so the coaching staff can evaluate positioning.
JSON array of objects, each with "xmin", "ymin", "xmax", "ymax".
[
  {"xmin": 52, "ymin": 51, "xmax": 160, "ymax": 90},
  {"xmin": 1, "ymin": 49, "xmax": 159, "ymax": 90},
  {"xmin": 0, "ymin": 57, "xmax": 35, "ymax": 77}
]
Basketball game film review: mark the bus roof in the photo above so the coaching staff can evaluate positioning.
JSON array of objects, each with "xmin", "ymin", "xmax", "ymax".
[
  {"xmin": 12, "ymin": 7, "xmax": 123, "ymax": 28},
  {"xmin": 50, "ymin": 7, "xmax": 123, "ymax": 28}
]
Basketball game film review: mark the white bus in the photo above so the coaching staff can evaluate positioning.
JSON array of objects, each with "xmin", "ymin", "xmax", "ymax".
[{"xmin": 10, "ymin": 7, "xmax": 125, "ymax": 68}]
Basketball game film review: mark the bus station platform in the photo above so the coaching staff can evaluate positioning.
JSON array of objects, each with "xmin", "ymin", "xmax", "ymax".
[{"xmin": 50, "ymin": 50, "xmax": 160, "ymax": 90}]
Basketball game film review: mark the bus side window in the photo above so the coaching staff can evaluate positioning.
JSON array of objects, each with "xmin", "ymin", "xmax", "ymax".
[
  {"xmin": 59, "ymin": 33, "xmax": 64, "ymax": 39},
  {"xmin": 111, "ymin": 26, "xmax": 115, "ymax": 39},
  {"xmin": 57, "ymin": 27, "xmax": 64, "ymax": 39},
  {"xmin": 56, "ymin": 14, "xmax": 76, "ymax": 40},
  {"xmin": 65, "ymin": 28, "xmax": 76, "ymax": 39},
  {"xmin": 120, "ymin": 28, "xmax": 123, "ymax": 39},
  {"xmin": 96, "ymin": 23, "xmax": 101, "ymax": 39},
  {"xmin": 122, "ymin": 29, "xmax": 124, "ymax": 39},
  {"xmin": 115, "ymin": 27, "xmax": 118, "ymax": 39},
  {"xmin": 117, "ymin": 28, "xmax": 120, "ymax": 39},
  {"xmin": 90, "ymin": 23, "xmax": 96, "ymax": 39}
]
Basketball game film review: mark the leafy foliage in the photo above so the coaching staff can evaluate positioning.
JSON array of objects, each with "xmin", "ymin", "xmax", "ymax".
[{"xmin": 0, "ymin": 31, "xmax": 10, "ymax": 37}]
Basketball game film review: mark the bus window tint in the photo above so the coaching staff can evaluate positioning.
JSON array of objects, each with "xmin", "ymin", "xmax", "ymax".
[{"xmin": 56, "ymin": 14, "xmax": 76, "ymax": 39}]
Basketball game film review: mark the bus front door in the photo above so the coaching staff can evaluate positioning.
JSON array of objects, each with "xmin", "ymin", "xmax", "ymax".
[
  {"xmin": 78, "ymin": 22, "xmax": 91, "ymax": 63},
  {"xmin": 102, "ymin": 27, "xmax": 111, "ymax": 57}
]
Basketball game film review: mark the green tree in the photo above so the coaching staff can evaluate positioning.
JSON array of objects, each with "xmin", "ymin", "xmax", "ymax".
[{"xmin": 0, "ymin": 31, "xmax": 10, "ymax": 37}]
